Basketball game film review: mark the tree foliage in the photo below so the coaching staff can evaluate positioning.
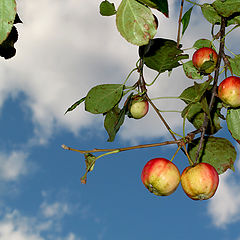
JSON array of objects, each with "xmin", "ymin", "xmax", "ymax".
[{"xmin": 2, "ymin": 0, "xmax": 240, "ymax": 199}]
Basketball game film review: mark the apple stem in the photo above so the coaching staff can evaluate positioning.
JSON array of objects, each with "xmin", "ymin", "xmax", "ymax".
[
  {"xmin": 170, "ymin": 146, "xmax": 181, "ymax": 162},
  {"xmin": 145, "ymin": 72, "xmax": 161, "ymax": 86},
  {"xmin": 123, "ymin": 67, "xmax": 138, "ymax": 86}
]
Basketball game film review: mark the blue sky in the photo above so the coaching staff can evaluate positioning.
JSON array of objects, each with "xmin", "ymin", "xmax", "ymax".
[{"xmin": 0, "ymin": 0, "xmax": 240, "ymax": 239}]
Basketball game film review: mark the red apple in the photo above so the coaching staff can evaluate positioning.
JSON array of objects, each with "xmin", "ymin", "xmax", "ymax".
[
  {"xmin": 218, "ymin": 76, "xmax": 240, "ymax": 108},
  {"xmin": 192, "ymin": 47, "xmax": 218, "ymax": 74},
  {"xmin": 141, "ymin": 158, "xmax": 181, "ymax": 196},
  {"xmin": 129, "ymin": 95, "xmax": 149, "ymax": 119},
  {"xmin": 181, "ymin": 162, "xmax": 219, "ymax": 200}
]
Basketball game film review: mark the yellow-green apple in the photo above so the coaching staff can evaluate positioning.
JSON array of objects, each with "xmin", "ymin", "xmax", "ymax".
[
  {"xmin": 181, "ymin": 162, "xmax": 219, "ymax": 200},
  {"xmin": 141, "ymin": 158, "xmax": 181, "ymax": 196},
  {"xmin": 129, "ymin": 95, "xmax": 149, "ymax": 119},
  {"xmin": 218, "ymin": 76, "xmax": 240, "ymax": 108},
  {"xmin": 192, "ymin": 47, "xmax": 218, "ymax": 74}
]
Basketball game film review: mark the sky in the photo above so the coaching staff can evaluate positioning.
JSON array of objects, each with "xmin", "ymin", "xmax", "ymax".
[{"xmin": 0, "ymin": 0, "xmax": 240, "ymax": 239}]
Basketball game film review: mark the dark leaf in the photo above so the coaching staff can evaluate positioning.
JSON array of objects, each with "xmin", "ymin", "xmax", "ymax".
[
  {"xmin": 188, "ymin": 136, "xmax": 236, "ymax": 174},
  {"xmin": 65, "ymin": 97, "xmax": 86, "ymax": 114},
  {"xmin": 139, "ymin": 38, "xmax": 188, "ymax": 73},
  {"xmin": 138, "ymin": 0, "xmax": 169, "ymax": 17},
  {"xmin": 99, "ymin": 0, "xmax": 116, "ymax": 16},
  {"xmin": 0, "ymin": 26, "xmax": 18, "ymax": 59}
]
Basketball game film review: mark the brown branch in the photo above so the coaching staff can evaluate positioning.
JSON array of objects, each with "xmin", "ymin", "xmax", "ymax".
[
  {"xmin": 62, "ymin": 140, "xmax": 181, "ymax": 155},
  {"xmin": 194, "ymin": 16, "xmax": 226, "ymax": 164},
  {"xmin": 177, "ymin": 0, "xmax": 185, "ymax": 48}
]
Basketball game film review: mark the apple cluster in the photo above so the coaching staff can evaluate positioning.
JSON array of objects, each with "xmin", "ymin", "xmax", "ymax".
[
  {"xmin": 141, "ymin": 158, "xmax": 219, "ymax": 200},
  {"xmin": 192, "ymin": 47, "xmax": 240, "ymax": 108}
]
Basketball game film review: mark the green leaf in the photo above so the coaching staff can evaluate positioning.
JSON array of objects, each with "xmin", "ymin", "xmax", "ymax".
[
  {"xmin": 0, "ymin": 25, "xmax": 17, "ymax": 59},
  {"xmin": 228, "ymin": 55, "xmax": 240, "ymax": 76},
  {"xmin": 116, "ymin": 0, "xmax": 157, "ymax": 46},
  {"xmin": 193, "ymin": 39, "xmax": 214, "ymax": 49},
  {"xmin": 188, "ymin": 136, "xmax": 237, "ymax": 174},
  {"xmin": 104, "ymin": 105, "xmax": 125, "ymax": 142},
  {"xmin": 64, "ymin": 97, "xmax": 86, "ymax": 114},
  {"xmin": 179, "ymin": 81, "xmax": 212, "ymax": 104},
  {"xmin": 212, "ymin": 0, "xmax": 240, "ymax": 18},
  {"xmin": 0, "ymin": 0, "xmax": 16, "ymax": 44},
  {"xmin": 139, "ymin": 38, "xmax": 188, "ymax": 73},
  {"xmin": 99, "ymin": 0, "xmax": 116, "ymax": 16},
  {"xmin": 85, "ymin": 84, "xmax": 124, "ymax": 114},
  {"xmin": 181, "ymin": 6, "xmax": 193, "ymax": 36},
  {"xmin": 227, "ymin": 15, "xmax": 240, "ymax": 25},
  {"xmin": 201, "ymin": 3, "xmax": 240, "ymax": 26},
  {"xmin": 183, "ymin": 60, "xmax": 203, "ymax": 79},
  {"xmin": 226, "ymin": 108, "xmax": 240, "ymax": 144},
  {"xmin": 182, "ymin": 101, "xmax": 221, "ymax": 135},
  {"xmin": 137, "ymin": 0, "xmax": 169, "ymax": 17},
  {"xmin": 201, "ymin": 4, "xmax": 221, "ymax": 25}
]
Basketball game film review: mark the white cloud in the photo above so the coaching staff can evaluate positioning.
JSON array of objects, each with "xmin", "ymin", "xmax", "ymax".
[
  {"xmin": 57, "ymin": 233, "xmax": 82, "ymax": 240},
  {"xmin": 0, "ymin": 151, "xmax": 28, "ymax": 181},
  {"xmin": 0, "ymin": 0, "xmax": 236, "ymax": 146},
  {"xmin": 0, "ymin": 210, "xmax": 44, "ymax": 240},
  {"xmin": 0, "ymin": 208, "xmax": 84, "ymax": 240},
  {"xmin": 40, "ymin": 201, "xmax": 71, "ymax": 219},
  {"xmin": 207, "ymin": 154, "xmax": 240, "ymax": 228}
]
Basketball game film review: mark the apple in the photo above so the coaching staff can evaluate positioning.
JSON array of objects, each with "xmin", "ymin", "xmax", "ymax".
[
  {"xmin": 218, "ymin": 76, "xmax": 240, "ymax": 108},
  {"xmin": 141, "ymin": 158, "xmax": 181, "ymax": 196},
  {"xmin": 192, "ymin": 47, "xmax": 218, "ymax": 74},
  {"xmin": 129, "ymin": 95, "xmax": 149, "ymax": 119},
  {"xmin": 181, "ymin": 162, "xmax": 219, "ymax": 200}
]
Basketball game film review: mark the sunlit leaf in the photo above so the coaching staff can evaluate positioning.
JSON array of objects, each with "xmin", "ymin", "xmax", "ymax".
[
  {"xmin": 116, "ymin": 0, "xmax": 157, "ymax": 46},
  {"xmin": 212, "ymin": 0, "xmax": 240, "ymax": 18},
  {"xmin": 201, "ymin": 4, "xmax": 221, "ymax": 25},
  {"xmin": 228, "ymin": 55, "xmax": 240, "ymax": 76},
  {"xmin": 226, "ymin": 108, "xmax": 240, "ymax": 144},
  {"xmin": 183, "ymin": 61, "xmax": 203, "ymax": 79},
  {"xmin": 0, "ymin": 0, "xmax": 16, "ymax": 44},
  {"xmin": 193, "ymin": 39, "xmax": 214, "ymax": 49}
]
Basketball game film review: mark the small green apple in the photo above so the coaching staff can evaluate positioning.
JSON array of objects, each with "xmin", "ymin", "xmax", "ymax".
[{"xmin": 129, "ymin": 95, "xmax": 149, "ymax": 119}]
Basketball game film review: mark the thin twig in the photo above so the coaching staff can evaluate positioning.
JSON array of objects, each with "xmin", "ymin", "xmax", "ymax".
[
  {"xmin": 177, "ymin": 0, "xmax": 185, "ymax": 48},
  {"xmin": 61, "ymin": 140, "xmax": 181, "ymax": 155}
]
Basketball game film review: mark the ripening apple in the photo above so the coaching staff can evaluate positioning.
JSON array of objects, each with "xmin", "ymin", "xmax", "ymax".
[
  {"xmin": 181, "ymin": 162, "xmax": 219, "ymax": 200},
  {"xmin": 129, "ymin": 95, "xmax": 149, "ymax": 119},
  {"xmin": 192, "ymin": 47, "xmax": 218, "ymax": 74},
  {"xmin": 218, "ymin": 76, "xmax": 240, "ymax": 108},
  {"xmin": 141, "ymin": 158, "xmax": 181, "ymax": 196}
]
